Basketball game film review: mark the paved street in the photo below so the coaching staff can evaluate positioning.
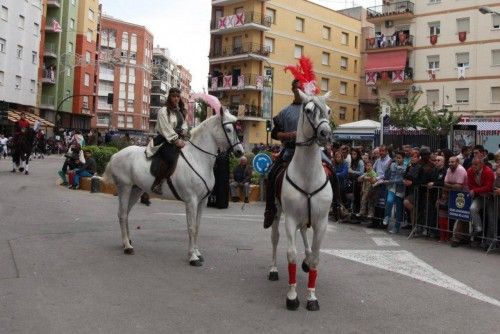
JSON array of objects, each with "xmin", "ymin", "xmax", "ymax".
[{"xmin": 0, "ymin": 155, "xmax": 499, "ymax": 334}]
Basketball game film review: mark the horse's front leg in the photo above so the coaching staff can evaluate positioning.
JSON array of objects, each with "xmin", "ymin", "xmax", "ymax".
[
  {"xmin": 193, "ymin": 197, "xmax": 207, "ymax": 263},
  {"xmin": 185, "ymin": 201, "xmax": 202, "ymax": 267},
  {"xmin": 300, "ymin": 226, "xmax": 311, "ymax": 273},
  {"xmin": 117, "ymin": 185, "xmax": 134, "ymax": 254},
  {"xmin": 306, "ymin": 217, "xmax": 328, "ymax": 311},
  {"xmin": 268, "ymin": 207, "xmax": 281, "ymax": 281},
  {"xmin": 285, "ymin": 216, "xmax": 300, "ymax": 311}
]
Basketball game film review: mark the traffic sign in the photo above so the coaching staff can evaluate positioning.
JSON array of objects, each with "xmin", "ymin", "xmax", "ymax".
[{"xmin": 253, "ymin": 153, "xmax": 272, "ymax": 175}]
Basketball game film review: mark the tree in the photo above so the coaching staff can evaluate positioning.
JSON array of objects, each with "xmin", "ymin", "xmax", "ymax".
[
  {"xmin": 380, "ymin": 91, "xmax": 428, "ymax": 130},
  {"xmin": 420, "ymin": 107, "xmax": 460, "ymax": 135}
]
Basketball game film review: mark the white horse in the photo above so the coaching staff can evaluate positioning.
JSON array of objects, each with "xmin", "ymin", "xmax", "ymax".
[
  {"xmin": 268, "ymin": 90, "xmax": 333, "ymax": 311},
  {"xmin": 102, "ymin": 109, "xmax": 244, "ymax": 265}
]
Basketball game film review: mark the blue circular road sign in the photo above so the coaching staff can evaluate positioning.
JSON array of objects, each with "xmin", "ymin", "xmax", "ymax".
[{"xmin": 253, "ymin": 153, "xmax": 272, "ymax": 175}]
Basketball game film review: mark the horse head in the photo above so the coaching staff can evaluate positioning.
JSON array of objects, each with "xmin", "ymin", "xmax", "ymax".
[
  {"xmin": 216, "ymin": 108, "xmax": 245, "ymax": 158},
  {"xmin": 297, "ymin": 90, "xmax": 332, "ymax": 146}
]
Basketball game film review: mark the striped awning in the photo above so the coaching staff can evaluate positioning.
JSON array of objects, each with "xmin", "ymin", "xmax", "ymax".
[
  {"xmin": 7, "ymin": 110, "xmax": 55, "ymax": 128},
  {"xmin": 458, "ymin": 121, "xmax": 500, "ymax": 135}
]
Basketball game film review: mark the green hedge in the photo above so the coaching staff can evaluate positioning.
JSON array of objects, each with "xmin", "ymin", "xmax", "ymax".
[{"xmin": 84, "ymin": 146, "xmax": 119, "ymax": 175}]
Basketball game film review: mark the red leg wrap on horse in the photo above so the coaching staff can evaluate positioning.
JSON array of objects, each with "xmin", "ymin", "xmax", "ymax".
[
  {"xmin": 308, "ymin": 269, "xmax": 318, "ymax": 289},
  {"xmin": 288, "ymin": 263, "xmax": 297, "ymax": 285}
]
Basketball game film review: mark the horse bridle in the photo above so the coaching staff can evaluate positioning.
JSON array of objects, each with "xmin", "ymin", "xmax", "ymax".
[{"xmin": 295, "ymin": 101, "xmax": 329, "ymax": 147}]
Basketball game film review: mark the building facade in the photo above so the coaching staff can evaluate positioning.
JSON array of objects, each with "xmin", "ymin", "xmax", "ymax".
[
  {"xmin": 178, "ymin": 64, "xmax": 192, "ymax": 105},
  {"xmin": 0, "ymin": 0, "xmax": 43, "ymax": 110},
  {"xmin": 96, "ymin": 15, "xmax": 153, "ymax": 133},
  {"xmin": 209, "ymin": 0, "xmax": 361, "ymax": 147},
  {"xmin": 71, "ymin": 0, "xmax": 99, "ymax": 130}
]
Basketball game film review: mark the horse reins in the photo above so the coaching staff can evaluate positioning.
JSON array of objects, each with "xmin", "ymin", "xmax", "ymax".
[{"xmin": 295, "ymin": 102, "xmax": 329, "ymax": 147}]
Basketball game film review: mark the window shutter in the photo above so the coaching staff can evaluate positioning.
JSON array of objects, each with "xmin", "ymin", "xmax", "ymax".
[
  {"xmin": 456, "ymin": 88, "xmax": 469, "ymax": 103},
  {"xmin": 426, "ymin": 90, "xmax": 439, "ymax": 107},
  {"xmin": 456, "ymin": 18, "xmax": 470, "ymax": 32},
  {"xmin": 456, "ymin": 53, "xmax": 469, "ymax": 65},
  {"xmin": 492, "ymin": 87, "xmax": 500, "ymax": 102},
  {"xmin": 492, "ymin": 50, "xmax": 500, "ymax": 65}
]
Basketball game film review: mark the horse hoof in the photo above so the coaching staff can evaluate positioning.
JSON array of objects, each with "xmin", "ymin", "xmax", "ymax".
[
  {"xmin": 306, "ymin": 300, "xmax": 320, "ymax": 311},
  {"xmin": 124, "ymin": 248, "xmax": 135, "ymax": 255},
  {"xmin": 302, "ymin": 260, "xmax": 310, "ymax": 273},
  {"xmin": 189, "ymin": 259, "xmax": 203, "ymax": 267},
  {"xmin": 24, "ymin": 171, "xmax": 29, "ymax": 175},
  {"xmin": 19, "ymin": 168, "xmax": 24, "ymax": 172},
  {"xmin": 197, "ymin": 255, "xmax": 204, "ymax": 262},
  {"xmin": 268, "ymin": 271, "xmax": 279, "ymax": 281},
  {"xmin": 286, "ymin": 297, "xmax": 300, "ymax": 311},
  {"xmin": 11, "ymin": 169, "xmax": 15, "ymax": 173}
]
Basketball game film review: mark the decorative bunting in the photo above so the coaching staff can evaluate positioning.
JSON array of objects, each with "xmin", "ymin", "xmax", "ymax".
[
  {"xmin": 217, "ymin": 13, "xmax": 246, "ymax": 30},
  {"xmin": 428, "ymin": 69, "xmax": 436, "ymax": 80},
  {"xmin": 458, "ymin": 31, "xmax": 466, "ymax": 42},
  {"xmin": 392, "ymin": 70, "xmax": 404, "ymax": 83},
  {"xmin": 457, "ymin": 67, "xmax": 466, "ymax": 79},
  {"xmin": 365, "ymin": 72, "xmax": 377, "ymax": 86},
  {"xmin": 223, "ymin": 75, "xmax": 232, "ymax": 89},
  {"xmin": 52, "ymin": 19, "xmax": 62, "ymax": 33},
  {"xmin": 256, "ymin": 75, "xmax": 264, "ymax": 89},
  {"xmin": 211, "ymin": 77, "xmax": 218, "ymax": 90},
  {"xmin": 430, "ymin": 35, "xmax": 438, "ymax": 45},
  {"xmin": 237, "ymin": 75, "xmax": 245, "ymax": 89}
]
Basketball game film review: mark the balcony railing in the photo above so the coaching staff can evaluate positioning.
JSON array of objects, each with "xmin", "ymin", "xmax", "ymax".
[
  {"xmin": 372, "ymin": 67, "xmax": 413, "ymax": 83},
  {"xmin": 40, "ymin": 95, "xmax": 55, "ymax": 108},
  {"xmin": 45, "ymin": 17, "xmax": 62, "ymax": 32},
  {"xmin": 210, "ymin": 11, "xmax": 272, "ymax": 30},
  {"xmin": 44, "ymin": 43, "xmax": 58, "ymax": 57},
  {"xmin": 367, "ymin": 1, "xmax": 414, "ymax": 20},
  {"xmin": 42, "ymin": 69, "xmax": 56, "ymax": 84},
  {"xmin": 366, "ymin": 34, "xmax": 414, "ymax": 50},
  {"xmin": 228, "ymin": 104, "xmax": 263, "ymax": 118},
  {"xmin": 151, "ymin": 86, "xmax": 166, "ymax": 95},
  {"xmin": 47, "ymin": 0, "xmax": 61, "ymax": 7},
  {"xmin": 208, "ymin": 73, "xmax": 268, "ymax": 91},
  {"xmin": 209, "ymin": 42, "xmax": 270, "ymax": 59}
]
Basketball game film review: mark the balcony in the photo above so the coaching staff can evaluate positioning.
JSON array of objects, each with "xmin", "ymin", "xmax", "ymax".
[
  {"xmin": 371, "ymin": 67, "xmax": 414, "ymax": 86},
  {"xmin": 43, "ymin": 43, "xmax": 58, "ymax": 58},
  {"xmin": 45, "ymin": 17, "xmax": 62, "ymax": 33},
  {"xmin": 212, "ymin": 0, "xmax": 269, "ymax": 5},
  {"xmin": 228, "ymin": 104, "xmax": 264, "ymax": 120},
  {"xmin": 47, "ymin": 0, "xmax": 61, "ymax": 8},
  {"xmin": 210, "ymin": 11, "xmax": 272, "ymax": 34},
  {"xmin": 366, "ymin": 34, "xmax": 414, "ymax": 53},
  {"xmin": 366, "ymin": 1, "xmax": 414, "ymax": 23},
  {"xmin": 208, "ymin": 73, "xmax": 268, "ymax": 92},
  {"xmin": 42, "ymin": 69, "xmax": 56, "ymax": 84},
  {"xmin": 40, "ymin": 95, "xmax": 55, "ymax": 109},
  {"xmin": 209, "ymin": 42, "xmax": 270, "ymax": 64},
  {"xmin": 151, "ymin": 86, "xmax": 167, "ymax": 95}
]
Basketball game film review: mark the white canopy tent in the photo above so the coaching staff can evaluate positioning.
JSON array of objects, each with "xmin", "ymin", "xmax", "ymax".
[{"xmin": 333, "ymin": 120, "xmax": 380, "ymax": 143}]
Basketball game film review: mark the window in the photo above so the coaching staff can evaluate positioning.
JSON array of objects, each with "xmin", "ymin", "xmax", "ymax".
[
  {"xmin": 456, "ymin": 17, "xmax": 470, "ymax": 33},
  {"xmin": 83, "ymin": 96, "xmax": 89, "ymax": 108},
  {"xmin": 426, "ymin": 90, "xmax": 440, "ymax": 108},
  {"xmin": 130, "ymin": 33, "xmax": 137, "ymax": 52},
  {"xmin": 429, "ymin": 21, "xmax": 440, "ymax": 35},
  {"xmin": 0, "ymin": 71, "xmax": 4, "ymax": 85},
  {"xmin": 321, "ymin": 78, "xmax": 329, "ymax": 92},
  {"xmin": 126, "ymin": 116, "xmax": 133, "ymax": 128},
  {"xmin": 119, "ymin": 98, "xmax": 125, "ymax": 110},
  {"xmin": 427, "ymin": 55, "xmax": 440, "ymax": 69},
  {"xmin": 341, "ymin": 32, "xmax": 349, "ymax": 45},
  {"xmin": 68, "ymin": 42, "xmax": 73, "ymax": 53},
  {"xmin": 18, "ymin": 15, "xmax": 25, "ymax": 29},
  {"xmin": 491, "ymin": 87, "xmax": 500, "ymax": 102},
  {"xmin": 355, "ymin": 36, "xmax": 359, "ymax": 49},
  {"xmin": 30, "ymin": 79, "xmax": 35, "ymax": 93},
  {"xmin": 265, "ymin": 37, "xmax": 274, "ymax": 53},
  {"xmin": 340, "ymin": 81, "xmax": 347, "ymax": 95},
  {"xmin": 354, "ymin": 59, "xmax": 358, "ymax": 73},
  {"xmin": 0, "ymin": 38, "xmax": 5, "ymax": 53},
  {"xmin": 88, "ymin": 8, "xmax": 94, "ymax": 21},
  {"xmin": 69, "ymin": 18, "xmax": 75, "ymax": 30},
  {"xmin": 322, "ymin": 52, "xmax": 330, "ymax": 65},
  {"xmin": 322, "ymin": 26, "xmax": 331, "ymax": 40},
  {"xmin": 294, "ymin": 45, "xmax": 303, "ymax": 59},
  {"xmin": 493, "ymin": 14, "xmax": 500, "ymax": 29},
  {"xmin": 492, "ymin": 50, "xmax": 500, "ymax": 66},
  {"xmin": 16, "ymin": 45, "xmax": 23, "ymax": 58},
  {"xmin": 456, "ymin": 52, "xmax": 469, "ymax": 68},
  {"xmin": 122, "ymin": 32, "xmax": 129, "ymax": 50},
  {"xmin": 455, "ymin": 88, "xmax": 469, "ymax": 103},
  {"xmin": 32, "ymin": 51, "xmax": 37, "ymax": 64},
  {"xmin": 118, "ymin": 115, "xmax": 125, "ymax": 128},
  {"xmin": 15, "ymin": 75, "xmax": 21, "ymax": 89},
  {"xmin": 34, "ymin": 22, "xmax": 39, "ymax": 36},
  {"xmin": 85, "ymin": 51, "xmax": 91, "ymax": 63},
  {"xmin": 86, "ymin": 29, "xmax": 93, "ymax": 42},
  {"xmin": 340, "ymin": 56, "xmax": 348, "ymax": 70},
  {"xmin": 296, "ymin": 17, "xmax": 304, "ymax": 32},
  {"xmin": 97, "ymin": 115, "xmax": 109, "ymax": 126},
  {"xmin": 84, "ymin": 73, "xmax": 90, "ymax": 86},
  {"xmin": 339, "ymin": 106, "xmax": 346, "ymax": 120},
  {"xmin": 353, "ymin": 84, "xmax": 357, "ymax": 96},
  {"xmin": 1, "ymin": 6, "xmax": 7, "ymax": 21}
]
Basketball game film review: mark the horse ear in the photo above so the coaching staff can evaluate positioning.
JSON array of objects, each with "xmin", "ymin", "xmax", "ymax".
[
  {"xmin": 297, "ymin": 89, "xmax": 309, "ymax": 103},
  {"xmin": 323, "ymin": 91, "xmax": 331, "ymax": 100}
]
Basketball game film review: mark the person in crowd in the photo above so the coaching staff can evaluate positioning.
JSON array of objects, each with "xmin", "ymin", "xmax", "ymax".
[
  {"xmin": 403, "ymin": 149, "xmax": 421, "ymax": 229},
  {"xmin": 457, "ymin": 146, "xmax": 470, "ymax": 166},
  {"xmin": 426, "ymin": 154, "xmax": 446, "ymax": 238},
  {"xmin": 341, "ymin": 145, "xmax": 352, "ymax": 166},
  {"xmin": 71, "ymin": 149, "xmax": 96, "ymax": 189},
  {"xmin": 383, "ymin": 151, "xmax": 406, "ymax": 233},
  {"xmin": 333, "ymin": 150, "xmax": 349, "ymax": 206},
  {"xmin": 0, "ymin": 134, "xmax": 8, "ymax": 158},
  {"xmin": 366, "ymin": 145, "xmax": 392, "ymax": 228},
  {"xmin": 468, "ymin": 157, "xmax": 495, "ymax": 247},
  {"xmin": 252, "ymin": 144, "xmax": 260, "ymax": 155},
  {"xmin": 371, "ymin": 147, "xmax": 380, "ymax": 163},
  {"xmin": 348, "ymin": 148, "xmax": 365, "ymax": 213},
  {"xmin": 362, "ymin": 152, "xmax": 371, "ymax": 166},
  {"xmin": 58, "ymin": 143, "xmax": 85, "ymax": 186},
  {"xmin": 71, "ymin": 130, "xmax": 85, "ymax": 147},
  {"xmin": 402, "ymin": 145, "xmax": 412, "ymax": 167},
  {"xmin": 487, "ymin": 152, "xmax": 496, "ymax": 170},
  {"xmin": 411, "ymin": 147, "xmax": 436, "ymax": 234},
  {"xmin": 356, "ymin": 160, "xmax": 378, "ymax": 219},
  {"xmin": 230, "ymin": 156, "xmax": 253, "ymax": 203}
]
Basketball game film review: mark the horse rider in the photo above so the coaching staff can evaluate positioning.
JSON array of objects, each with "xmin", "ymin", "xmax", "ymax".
[
  {"xmin": 145, "ymin": 87, "xmax": 188, "ymax": 195},
  {"xmin": 14, "ymin": 112, "xmax": 31, "ymax": 141},
  {"xmin": 263, "ymin": 80, "xmax": 342, "ymax": 229}
]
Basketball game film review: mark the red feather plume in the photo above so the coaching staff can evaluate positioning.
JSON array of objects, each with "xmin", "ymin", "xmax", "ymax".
[{"xmin": 284, "ymin": 56, "xmax": 319, "ymax": 95}]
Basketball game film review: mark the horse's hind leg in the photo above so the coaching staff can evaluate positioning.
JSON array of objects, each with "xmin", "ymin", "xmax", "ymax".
[
  {"xmin": 305, "ymin": 218, "xmax": 328, "ymax": 311},
  {"xmin": 126, "ymin": 186, "xmax": 143, "ymax": 246},
  {"xmin": 268, "ymin": 207, "xmax": 281, "ymax": 281},
  {"xmin": 300, "ymin": 227, "xmax": 311, "ymax": 273},
  {"xmin": 117, "ymin": 185, "xmax": 134, "ymax": 254}
]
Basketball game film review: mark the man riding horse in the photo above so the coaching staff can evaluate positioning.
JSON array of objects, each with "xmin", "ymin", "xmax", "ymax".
[{"xmin": 11, "ymin": 112, "xmax": 34, "ymax": 173}]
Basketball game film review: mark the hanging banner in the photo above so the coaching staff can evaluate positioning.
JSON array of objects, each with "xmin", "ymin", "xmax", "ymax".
[
  {"xmin": 223, "ymin": 75, "xmax": 232, "ymax": 89},
  {"xmin": 237, "ymin": 75, "xmax": 245, "ymax": 89},
  {"xmin": 365, "ymin": 72, "xmax": 377, "ymax": 85},
  {"xmin": 458, "ymin": 31, "xmax": 467, "ymax": 42},
  {"xmin": 427, "ymin": 69, "xmax": 436, "ymax": 80},
  {"xmin": 211, "ymin": 77, "xmax": 218, "ymax": 90},
  {"xmin": 256, "ymin": 75, "xmax": 264, "ymax": 89},
  {"xmin": 392, "ymin": 70, "xmax": 404, "ymax": 83},
  {"xmin": 448, "ymin": 191, "xmax": 472, "ymax": 221},
  {"xmin": 262, "ymin": 84, "xmax": 272, "ymax": 119},
  {"xmin": 217, "ymin": 13, "xmax": 245, "ymax": 29},
  {"xmin": 457, "ymin": 66, "xmax": 466, "ymax": 79}
]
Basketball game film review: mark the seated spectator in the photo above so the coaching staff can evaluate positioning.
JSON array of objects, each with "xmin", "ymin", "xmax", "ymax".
[
  {"xmin": 71, "ymin": 149, "xmax": 96, "ymax": 189},
  {"xmin": 383, "ymin": 151, "xmax": 406, "ymax": 233},
  {"xmin": 230, "ymin": 156, "xmax": 253, "ymax": 203},
  {"xmin": 356, "ymin": 160, "xmax": 378, "ymax": 219},
  {"xmin": 58, "ymin": 143, "xmax": 85, "ymax": 186}
]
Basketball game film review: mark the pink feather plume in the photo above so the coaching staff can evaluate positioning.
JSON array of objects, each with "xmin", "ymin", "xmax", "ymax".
[{"xmin": 190, "ymin": 93, "xmax": 222, "ymax": 114}]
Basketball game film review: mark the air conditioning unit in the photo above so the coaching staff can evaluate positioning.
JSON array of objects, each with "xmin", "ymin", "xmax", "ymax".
[{"xmin": 385, "ymin": 20, "xmax": 394, "ymax": 28}]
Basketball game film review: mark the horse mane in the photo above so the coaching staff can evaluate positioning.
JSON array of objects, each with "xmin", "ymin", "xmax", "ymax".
[{"xmin": 189, "ymin": 114, "xmax": 218, "ymax": 140}]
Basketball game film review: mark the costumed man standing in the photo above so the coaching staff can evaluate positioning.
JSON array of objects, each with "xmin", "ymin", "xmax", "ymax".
[
  {"xmin": 145, "ymin": 87, "xmax": 188, "ymax": 195},
  {"xmin": 11, "ymin": 112, "xmax": 31, "ymax": 172}
]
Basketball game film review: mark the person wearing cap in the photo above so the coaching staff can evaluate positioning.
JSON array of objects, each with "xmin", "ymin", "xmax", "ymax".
[{"xmin": 145, "ymin": 87, "xmax": 188, "ymax": 195}]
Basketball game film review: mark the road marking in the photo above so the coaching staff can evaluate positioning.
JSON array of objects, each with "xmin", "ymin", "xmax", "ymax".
[
  {"xmin": 363, "ymin": 228, "xmax": 385, "ymax": 235},
  {"xmin": 321, "ymin": 249, "xmax": 500, "ymax": 308},
  {"xmin": 372, "ymin": 237, "xmax": 399, "ymax": 247}
]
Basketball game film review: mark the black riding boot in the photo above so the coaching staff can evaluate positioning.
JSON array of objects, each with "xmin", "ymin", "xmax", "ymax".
[
  {"xmin": 263, "ymin": 161, "xmax": 281, "ymax": 229},
  {"xmin": 329, "ymin": 173, "xmax": 344, "ymax": 220}
]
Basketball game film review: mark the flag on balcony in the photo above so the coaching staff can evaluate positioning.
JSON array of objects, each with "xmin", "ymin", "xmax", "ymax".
[
  {"xmin": 457, "ymin": 66, "xmax": 466, "ymax": 79},
  {"xmin": 237, "ymin": 75, "xmax": 245, "ymax": 89},
  {"xmin": 365, "ymin": 72, "xmax": 377, "ymax": 85},
  {"xmin": 223, "ymin": 75, "xmax": 232, "ymax": 89},
  {"xmin": 211, "ymin": 77, "xmax": 218, "ymax": 90},
  {"xmin": 392, "ymin": 70, "xmax": 404, "ymax": 83},
  {"xmin": 51, "ymin": 19, "xmax": 62, "ymax": 32},
  {"xmin": 217, "ymin": 13, "xmax": 245, "ymax": 30},
  {"xmin": 427, "ymin": 69, "xmax": 436, "ymax": 80},
  {"xmin": 256, "ymin": 75, "xmax": 264, "ymax": 89}
]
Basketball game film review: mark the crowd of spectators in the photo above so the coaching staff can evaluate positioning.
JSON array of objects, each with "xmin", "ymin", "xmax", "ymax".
[{"xmin": 324, "ymin": 142, "xmax": 500, "ymax": 251}]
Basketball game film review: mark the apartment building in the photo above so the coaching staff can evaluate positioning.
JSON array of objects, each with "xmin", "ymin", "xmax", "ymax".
[
  {"xmin": 364, "ymin": 0, "xmax": 500, "ymax": 121},
  {"xmin": 208, "ymin": 0, "xmax": 361, "ymax": 146},
  {"xmin": 178, "ymin": 64, "xmax": 192, "ymax": 105},
  {"xmin": 0, "ymin": 0, "xmax": 43, "ymax": 111},
  {"xmin": 96, "ymin": 15, "xmax": 153, "ymax": 133},
  {"xmin": 71, "ymin": 0, "xmax": 99, "ymax": 130}
]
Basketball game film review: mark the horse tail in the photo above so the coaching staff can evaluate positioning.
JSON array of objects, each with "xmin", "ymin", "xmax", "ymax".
[{"xmin": 100, "ymin": 156, "xmax": 115, "ymax": 185}]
